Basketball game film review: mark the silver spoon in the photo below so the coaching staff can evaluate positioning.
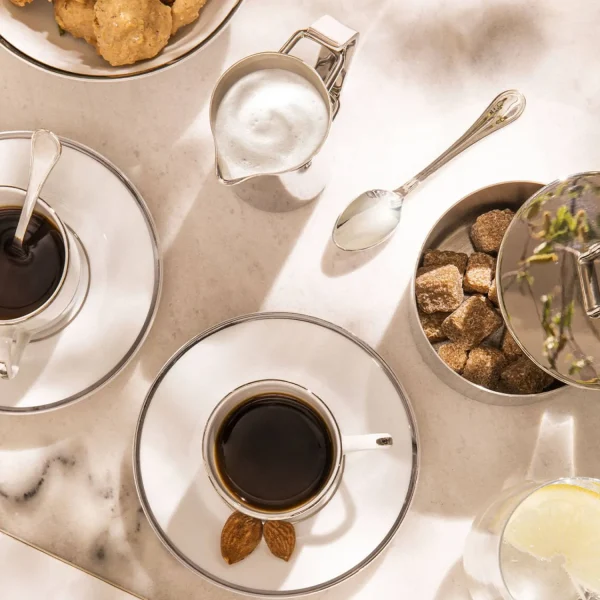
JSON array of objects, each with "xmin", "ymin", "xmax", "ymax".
[
  {"xmin": 332, "ymin": 90, "xmax": 526, "ymax": 252},
  {"xmin": 13, "ymin": 130, "xmax": 62, "ymax": 249}
]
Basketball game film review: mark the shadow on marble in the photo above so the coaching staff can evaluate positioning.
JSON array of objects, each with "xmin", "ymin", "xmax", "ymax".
[
  {"xmin": 390, "ymin": 3, "xmax": 546, "ymax": 84},
  {"xmin": 0, "ymin": 370, "xmax": 135, "ymax": 449},
  {"xmin": 0, "ymin": 25, "xmax": 231, "ymax": 159},
  {"xmin": 376, "ymin": 286, "xmax": 544, "ymax": 517},
  {"xmin": 137, "ymin": 168, "xmax": 318, "ymax": 381},
  {"xmin": 230, "ymin": 171, "xmax": 325, "ymax": 213},
  {"xmin": 378, "ymin": 285, "xmax": 600, "ymax": 519},
  {"xmin": 321, "ymin": 237, "xmax": 390, "ymax": 277},
  {"xmin": 434, "ymin": 559, "xmax": 470, "ymax": 600}
]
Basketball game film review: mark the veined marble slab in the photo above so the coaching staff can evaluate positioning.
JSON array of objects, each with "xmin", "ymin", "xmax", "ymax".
[{"xmin": 1, "ymin": 0, "xmax": 600, "ymax": 598}]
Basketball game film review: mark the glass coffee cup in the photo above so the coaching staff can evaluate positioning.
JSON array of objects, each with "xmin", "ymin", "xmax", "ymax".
[
  {"xmin": 203, "ymin": 379, "xmax": 393, "ymax": 522},
  {"xmin": 0, "ymin": 186, "xmax": 89, "ymax": 380}
]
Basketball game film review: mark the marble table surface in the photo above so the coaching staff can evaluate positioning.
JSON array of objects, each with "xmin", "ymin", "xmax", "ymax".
[{"xmin": 2, "ymin": 0, "xmax": 600, "ymax": 598}]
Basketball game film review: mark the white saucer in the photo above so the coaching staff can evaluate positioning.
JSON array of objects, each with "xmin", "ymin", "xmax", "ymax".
[
  {"xmin": 134, "ymin": 313, "xmax": 419, "ymax": 597},
  {"xmin": 0, "ymin": 131, "xmax": 161, "ymax": 413}
]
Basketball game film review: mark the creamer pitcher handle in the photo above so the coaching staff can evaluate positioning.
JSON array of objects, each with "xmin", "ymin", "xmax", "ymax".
[
  {"xmin": 0, "ymin": 330, "xmax": 31, "ymax": 380},
  {"xmin": 280, "ymin": 15, "xmax": 359, "ymax": 118},
  {"xmin": 342, "ymin": 434, "xmax": 393, "ymax": 453}
]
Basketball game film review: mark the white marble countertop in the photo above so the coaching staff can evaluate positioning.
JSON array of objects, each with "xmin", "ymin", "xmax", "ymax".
[{"xmin": 2, "ymin": 0, "xmax": 600, "ymax": 598}]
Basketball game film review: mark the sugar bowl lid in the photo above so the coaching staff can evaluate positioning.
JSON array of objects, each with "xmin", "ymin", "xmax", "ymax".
[{"xmin": 497, "ymin": 172, "xmax": 600, "ymax": 389}]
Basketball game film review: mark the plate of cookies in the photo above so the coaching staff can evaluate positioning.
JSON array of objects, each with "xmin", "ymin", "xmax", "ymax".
[
  {"xmin": 410, "ymin": 181, "xmax": 565, "ymax": 406},
  {"xmin": 0, "ymin": 0, "xmax": 244, "ymax": 79}
]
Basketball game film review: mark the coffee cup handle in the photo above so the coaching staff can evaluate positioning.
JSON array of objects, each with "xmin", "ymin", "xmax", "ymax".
[
  {"xmin": 0, "ymin": 330, "xmax": 32, "ymax": 380},
  {"xmin": 342, "ymin": 434, "xmax": 393, "ymax": 453}
]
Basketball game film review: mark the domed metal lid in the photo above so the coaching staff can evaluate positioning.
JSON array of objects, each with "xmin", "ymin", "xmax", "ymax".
[{"xmin": 498, "ymin": 172, "xmax": 600, "ymax": 389}]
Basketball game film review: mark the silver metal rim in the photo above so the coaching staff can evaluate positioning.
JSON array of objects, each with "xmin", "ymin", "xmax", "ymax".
[
  {"xmin": 0, "ymin": 130, "xmax": 162, "ymax": 413},
  {"xmin": 202, "ymin": 378, "xmax": 345, "ymax": 522},
  {"xmin": 497, "ymin": 171, "xmax": 600, "ymax": 390},
  {"xmin": 0, "ymin": 0, "xmax": 244, "ymax": 82},
  {"xmin": 133, "ymin": 311, "xmax": 420, "ymax": 598},
  {"xmin": 411, "ymin": 180, "xmax": 563, "ymax": 405}
]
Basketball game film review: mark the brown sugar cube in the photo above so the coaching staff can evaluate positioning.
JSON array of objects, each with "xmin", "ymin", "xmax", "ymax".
[
  {"xmin": 462, "ymin": 346, "xmax": 507, "ymax": 388},
  {"xmin": 417, "ymin": 265, "xmax": 437, "ymax": 277},
  {"xmin": 463, "ymin": 253, "xmax": 496, "ymax": 294},
  {"xmin": 441, "ymin": 295, "xmax": 503, "ymax": 349},
  {"xmin": 415, "ymin": 265, "xmax": 464, "ymax": 314},
  {"xmin": 419, "ymin": 310, "xmax": 449, "ymax": 343},
  {"xmin": 500, "ymin": 356, "xmax": 554, "ymax": 394},
  {"xmin": 470, "ymin": 209, "xmax": 515, "ymax": 253},
  {"xmin": 423, "ymin": 250, "xmax": 469, "ymax": 275},
  {"xmin": 488, "ymin": 278, "xmax": 499, "ymax": 306},
  {"xmin": 438, "ymin": 343, "xmax": 468, "ymax": 373},
  {"xmin": 501, "ymin": 330, "xmax": 524, "ymax": 363}
]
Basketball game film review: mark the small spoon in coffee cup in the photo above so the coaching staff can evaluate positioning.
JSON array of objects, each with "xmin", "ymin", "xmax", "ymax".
[{"xmin": 12, "ymin": 130, "xmax": 62, "ymax": 251}]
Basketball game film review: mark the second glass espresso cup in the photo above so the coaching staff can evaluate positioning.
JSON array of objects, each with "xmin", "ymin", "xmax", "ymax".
[
  {"xmin": 0, "ymin": 186, "xmax": 88, "ymax": 380},
  {"xmin": 203, "ymin": 379, "xmax": 393, "ymax": 522}
]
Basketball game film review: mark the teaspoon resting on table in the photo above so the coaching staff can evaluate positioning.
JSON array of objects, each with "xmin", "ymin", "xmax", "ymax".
[{"xmin": 332, "ymin": 90, "xmax": 527, "ymax": 252}]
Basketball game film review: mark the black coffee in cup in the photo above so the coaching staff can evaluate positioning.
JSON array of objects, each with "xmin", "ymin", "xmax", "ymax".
[
  {"xmin": 215, "ymin": 393, "xmax": 334, "ymax": 511},
  {"xmin": 0, "ymin": 207, "xmax": 65, "ymax": 320}
]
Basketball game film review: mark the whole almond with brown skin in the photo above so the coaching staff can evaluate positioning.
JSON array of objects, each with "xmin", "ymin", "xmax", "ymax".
[
  {"xmin": 263, "ymin": 520, "xmax": 296, "ymax": 562},
  {"xmin": 221, "ymin": 512, "xmax": 263, "ymax": 565}
]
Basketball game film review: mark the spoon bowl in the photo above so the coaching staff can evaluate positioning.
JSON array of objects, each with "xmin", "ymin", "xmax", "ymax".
[{"xmin": 332, "ymin": 189, "xmax": 404, "ymax": 251}]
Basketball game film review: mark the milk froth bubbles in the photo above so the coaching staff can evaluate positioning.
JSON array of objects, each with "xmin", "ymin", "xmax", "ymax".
[{"xmin": 214, "ymin": 68, "xmax": 329, "ymax": 181}]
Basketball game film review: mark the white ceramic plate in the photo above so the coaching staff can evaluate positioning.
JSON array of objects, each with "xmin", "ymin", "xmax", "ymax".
[
  {"xmin": 0, "ymin": 131, "xmax": 161, "ymax": 412},
  {"xmin": 134, "ymin": 313, "xmax": 419, "ymax": 597},
  {"xmin": 0, "ymin": 0, "xmax": 243, "ymax": 80}
]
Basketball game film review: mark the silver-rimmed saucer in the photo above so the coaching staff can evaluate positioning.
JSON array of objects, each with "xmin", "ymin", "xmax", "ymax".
[
  {"xmin": 134, "ymin": 312, "xmax": 419, "ymax": 597},
  {"xmin": 0, "ymin": 131, "xmax": 161, "ymax": 412}
]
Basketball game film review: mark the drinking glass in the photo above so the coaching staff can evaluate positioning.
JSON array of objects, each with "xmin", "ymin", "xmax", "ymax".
[{"xmin": 463, "ymin": 477, "xmax": 600, "ymax": 600}]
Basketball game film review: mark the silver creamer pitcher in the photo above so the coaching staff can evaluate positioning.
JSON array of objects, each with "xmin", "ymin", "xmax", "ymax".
[{"xmin": 209, "ymin": 15, "xmax": 359, "ymax": 212}]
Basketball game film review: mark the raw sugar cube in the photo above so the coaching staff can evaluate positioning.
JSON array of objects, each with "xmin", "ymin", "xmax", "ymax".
[
  {"xmin": 500, "ymin": 356, "xmax": 554, "ymax": 394},
  {"xmin": 470, "ymin": 209, "xmax": 514, "ymax": 253},
  {"xmin": 462, "ymin": 346, "xmax": 506, "ymax": 388},
  {"xmin": 423, "ymin": 250, "xmax": 468, "ymax": 275},
  {"xmin": 415, "ymin": 265, "xmax": 464, "ymax": 314},
  {"xmin": 419, "ymin": 310, "xmax": 449, "ymax": 343},
  {"xmin": 501, "ymin": 330, "xmax": 524, "ymax": 363},
  {"xmin": 441, "ymin": 295, "xmax": 502, "ymax": 349},
  {"xmin": 438, "ymin": 343, "xmax": 468, "ymax": 373},
  {"xmin": 463, "ymin": 253, "xmax": 496, "ymax": 294}
]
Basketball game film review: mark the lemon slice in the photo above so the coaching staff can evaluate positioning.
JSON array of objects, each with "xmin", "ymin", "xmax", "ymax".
[{"xmin": 504, "ymin": 482, "xmax": 600, "ymax": 594}]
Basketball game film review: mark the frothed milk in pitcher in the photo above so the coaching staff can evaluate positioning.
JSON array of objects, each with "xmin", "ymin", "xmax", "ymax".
[{"xmin": 214, "ymin": 68, "xmax": 329, "ymax": 181}]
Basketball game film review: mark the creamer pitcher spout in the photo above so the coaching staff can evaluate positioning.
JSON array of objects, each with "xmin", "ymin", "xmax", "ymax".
[
  {"xmin": 214, "ymin": 150, "xmax": 258, "ymax": 186},
  {"xmin": 214, "ymin": 152, "xmax": 234, "ymax": 186}
]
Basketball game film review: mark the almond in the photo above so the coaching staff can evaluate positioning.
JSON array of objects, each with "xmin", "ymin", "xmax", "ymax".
[
  {"xmin": 263, "ymin": 520, "xmax": 296, "ymax": 562},
  {"xmin": 221, "ymin": 512, "xmax": 263, "ymax": 565}
]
